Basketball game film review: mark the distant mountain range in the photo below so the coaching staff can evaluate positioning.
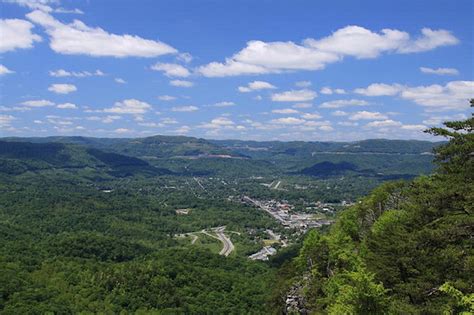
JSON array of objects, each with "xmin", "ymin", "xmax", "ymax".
[{"xmin": 0, "ymin": 136, "xmax": 440, "ymax": 179}]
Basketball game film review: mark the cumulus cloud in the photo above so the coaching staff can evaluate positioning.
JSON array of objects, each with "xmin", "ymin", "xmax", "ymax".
[
  {"xmin": 177, "ymin": 52, "xmax": 193, "ymax": 63},
  {"xmin": 114, "ymin": 128, "xmax": 131, "ymax": 134},
  {"xmin": 319, "ymin": 99, "xmax": 369, "ymax": 108},
  {"xmin": 49, "ymin": 69, "xmax": 104, "ymax": 77},
  {"xmin": 104, "ymin": 99, "xmax": 152, "ymax": 114},
  {"xmin": 271, "ymin": 89, "xmax": 317, "ymax": 102},
  {"xmin": 212, "ymin": 101, "xmax": 235, "ymax": 107},
  {"xmin": 158, "ymin": 95, "xmax": 176, "ymax": 101},
  {"xmin": 301, "ymin": 112, "xmax": 322, "ymax": 119},
  {"xmin": 420, "ymin": 67, "xmax": 459, "ymax": 75},
  {"xmin": 197, "ymin": 26, "xmax": 458, "ymax": 77},
  {"xmin": 365, "ymin": 119, "xmax": 402, "ymax": 128},
  {"xmin": 171, "ymin": 105, "xmax": 198, "ymax": 112},
  {"xmin": 320, "ymin": 87, "xmax": 346, "ymax": 95},
  {"xmin": 200, "ymin": 117, "xmax": 235, "ymax": 129},
  {"xmin": 400, "ymin": 81, "xmax": 473, "ymax": 111},
  {"xmin": 238, "ymin": 80, "xmax": 276, "ymax": 92},
  {"xmin": 56, "ymin": 102, "xmax": 77, "ymax": 109},
  {"xmin": 48, "ymin": 83, "xmax": 77, "ymax": 94},
  {"xmin": 355, "ymin": 81, "xmax": 474, "ymax": 111},
  {"xmin": 332, "ymin": 110, "xmax": 348, "ymax": 116},
  {"xmin": 174, "ymin": 125, "xmax": 191, "ymax": 134},
  {"xmin": 354, "ymin": 83, "xmax": 404, "ymax": 96},
  {"xmin": 272, "ymin": 108, "xmax": 299, "ymax": 114},
  {"xmin": 114, "ymin": 78, "xmax": 126, "ymax": 84},
  {"xmin": 151, "ymin": 63, "xmax": 190, "ymax": 77},
  {"xmin": 349, "ymin": 111, "xmax": 388, "ymax": 120},
  {"xmin": 295, "ymin": 81, "xmax": 312, "ymax": 88},
  {"xmin": 102, "ymin": 115, "xmax": 121, "ymax": 123},
  {"xmin": 5, "ymin": 0, "xmax": 83, "ymax": 14},
  {"xmin": 26, "ymin": 10, "xmax": 177, "ymax": 57},
  {"xmin": 0, "ymin": 18, "xmax": 41, "ymax": 52},
  {"xmin": 0, "ymin": 64, "xmax": 14, "ymax": 75},
  {"xmin": 292, "ymin": 103, "xmax": 312, "ymax": 109},
  {"xmin": 170, "ymin": 80, "xmax": 194, "ymax": 87},
  {"xmin": 0, "ymin": 114, "xmax": 15, "ymax": 127},
  {"xmin": 422, "ymin": 113, "xmax": 467, "ymax": 126},
  {"xmin": 21, "ymin": 99, "xmax": 55, "ymax": 107},
  {"xmin": 271, "ymin": 117, "xmax": 306, "ymax": 125}
]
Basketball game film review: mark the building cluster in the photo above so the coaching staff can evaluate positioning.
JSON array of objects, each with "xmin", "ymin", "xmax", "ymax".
[{"xmin": 241, "ymin": 196, "xmax": 332, "ymax": 230}]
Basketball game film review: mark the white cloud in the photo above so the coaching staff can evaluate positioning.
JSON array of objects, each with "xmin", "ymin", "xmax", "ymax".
[
  {"xmin": 295, "ymin": 81, "xmax": 311, "ymax": 88},
  {"xmin": 171, "ymin": 105, "xmax": 198, "ymax": 112},
  {"xmin": 4, "ymin": 0, "xmax": 83, "ymax": 14},
  {"xmin": 0, "ymin": 114, "xmax": 15, "ymax": 127},
  {"xmin": 151, "ymin": 63, "xmax": 190, "ymax": 77},
  {"xmin": 174, "ymin": 125, "xmax": 191, "ymax": 134},
  {"xmin": 26, "ymin": 10, "xmax": 177, "ymax": 57},
  {"xmin": 48, "ymin": 83, "xmax": 77, "ymax": 94},
  {"xmin": 56, "ymin": 102, "xmax": 77, "ymax": 109},
  {"xmin": 104, "ymin": 99, "xmax": 152, "ymax": 114},
  {"xmin": 198, "ymin": 60, "xmax": 269, "ymax": 77},
  {"xmin": 158, "ymin": 95, "xmax": 176, "ymax": 101},
  {"xmin": 338, "ymin": 121, "xmax": 358, "ymax": 127},
  {"xmin": 21, "ymin": 99, "xmax": 54, "ymax": 107},
  {"xmin": 272, "ymin": 108, "xmax": 299, "ymax": 114},
  {"xmin": 349, "ymin": 111, "xmax": 388, "ymax": 120},
  {"xmin": 401, "ymin": 124, "xmax": 426, "ymax": 131},
  {"xmin": 102, "ymin": 115, "xmax": 121, "ymax": 123},
  {"xmin": 420, "ymin": 67, "xmax": 459, "ymax": 75},
  {"xmin": 320, "ymin": 87, "xmax": 346, "ymax": 95},
  {"xmin": 400, "ymin": 81, "xmax": 473, "ymax": 111},
  {"xmin": 354, "ymin": 83, "xmax": 404, "ymax": 96},
  {"xmin": 422, "ymin": 113, "xmax": 467, "ymax": 125},
  {"xmin": 332, "ymin": 110, "xmax": 348, "ymax": 116},
  {"xmin": 177, "ymin": 52, "xmax": 193, "ymax": 63},
  {"xmin": 356, "ymin": 81, "xmax": 474, "ymax": 111},
  {"xmin": 114, "ymin": 128, "xmax": 131, "ymax": 134},
  {"xmin": 115, "ymin": 78, "xmax": 126, "ymax": 84},
  {"xmin": 54, "ymin": 7, "xmax": 84, "ymax": 14},
  {"xmin": 319, "ymin": 99, "xmax": 369, "ymax": 109},
  {"xmin": 170, "ymin": 80, "xmax": 194, "ymax": 87},
  {"xmin": 161, "ymin": 117, "xmax": 178, "ymax": 124},
  {"xmin": 319, "ymin": 125, "xmax": 334, "ymax": 132},
  {"xmin": 396, "ymin": 28, "xmax": 459, "ymax": 53},
  {"xmin": 213, "ymin": 101, "xmax": 235, "ymax": 107},
  {"xmin": 198, "ymin": 26, "xmax": 458, "ymax": 77},
  {"xmin": 301, "ymin": 112, "xmax": 322, "ymax": 119},
  {"xmin": 238, "ymin": 80, "xmax": 276, "ymax": 92},
  {"xmin": 49, "ymin": 69, "xmax": 104, "ymax": 77},
  {"xmin": 271, "ymin": 89, "xmax": 317, "ymax": 102},
  {"xmin": 0, "ymin": 64, "xmax": 14, "ymax": 75},
  {"xmin": 0, "ymin": 18, "xmax": 41, "ymax": 52},
  {"xmin": 365, "ymin": 119, "xmax": 402, "ymax": 128},
  {"xmin": 271, "ymin": 117, "xmax": 306, "ymax": 125},
  {"xmin": 292, "ymin": 103, "xmax": 312, "ymax": 109}
]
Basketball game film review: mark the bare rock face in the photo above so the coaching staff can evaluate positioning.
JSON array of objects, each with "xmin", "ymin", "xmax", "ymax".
[{"xmin": 284, "ymin": 274, "xmax": 310, "ymax": 314}]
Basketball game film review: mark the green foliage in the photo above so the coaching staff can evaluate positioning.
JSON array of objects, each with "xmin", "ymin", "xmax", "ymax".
[{"xmin": 295, "ymin": 102, "xmax": 473, "ymax": 313}]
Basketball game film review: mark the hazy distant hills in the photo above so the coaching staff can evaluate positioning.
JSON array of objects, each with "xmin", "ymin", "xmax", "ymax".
[
  {"xmin": 0, "ymin": 140, "xmax": 171, "ymax": 177},
  {"xmin": 211, "ymin": 138, "xmax": 441, "ymax": 157},
  {"xmin": 0, "ymin": 136, "xmax": 440, "ymax": 178}
]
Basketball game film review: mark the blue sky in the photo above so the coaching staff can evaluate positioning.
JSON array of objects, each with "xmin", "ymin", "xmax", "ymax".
[{"xmin": 0, "ymin": 0, "xmax": 473, "ymax": 141}]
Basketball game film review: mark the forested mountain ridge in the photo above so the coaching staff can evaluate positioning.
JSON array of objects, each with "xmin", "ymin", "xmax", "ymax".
[
  {"xmin": 288, "ymin": 104, "xmax": 473, "ymax": 314},
  {"xmin": 0, "ymin": 140, "xmax": 171, "ymax": 177},
  {"xmin": 1, "ymin": 135, "xmax": 240, "ymax": 159}
]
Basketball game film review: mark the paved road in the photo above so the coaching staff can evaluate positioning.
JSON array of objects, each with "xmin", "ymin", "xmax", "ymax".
[{"xmin": 215, "ymin": 227, "xmax": 235, "ymax": 256}]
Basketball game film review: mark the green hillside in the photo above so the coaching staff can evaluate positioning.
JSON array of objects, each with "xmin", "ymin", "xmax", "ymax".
[{"xmin": 284, "ymin": 107, "xmax": 473, "ymax": 314}]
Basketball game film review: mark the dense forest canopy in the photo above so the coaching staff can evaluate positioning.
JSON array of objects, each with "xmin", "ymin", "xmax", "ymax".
[
  {"xmin": 0, "ymin": 106, "xmax": 471, "ymax": 313},
  {"xmin": 293, "ymin": 101, "xmax": 473, "ymax": 314}
]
